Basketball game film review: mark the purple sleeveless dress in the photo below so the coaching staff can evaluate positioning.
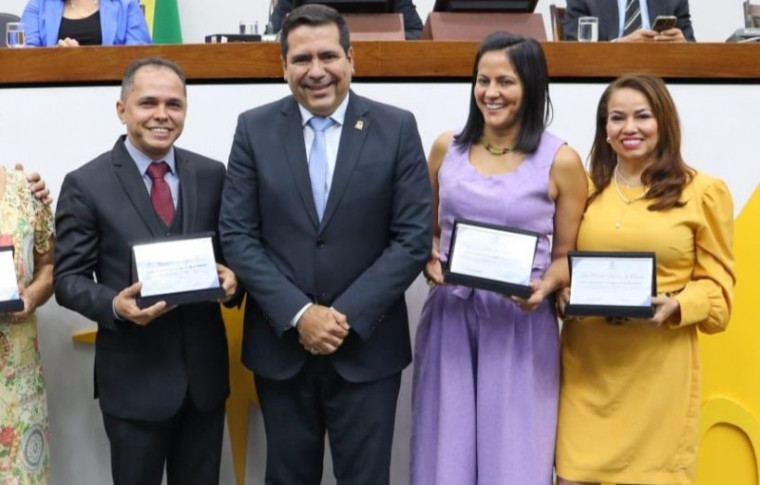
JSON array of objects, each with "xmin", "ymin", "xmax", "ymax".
[{"xmin": 411, "ymin": 132, "xmax": 564, "ymax": 485}]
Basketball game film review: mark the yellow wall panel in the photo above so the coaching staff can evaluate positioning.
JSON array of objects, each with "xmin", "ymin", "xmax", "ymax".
[{"xmin": 698, "ymin": 185, "xmax": 760, "ymax": 484}]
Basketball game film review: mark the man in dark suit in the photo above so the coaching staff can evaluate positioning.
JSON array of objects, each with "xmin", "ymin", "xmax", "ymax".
[
  {"xmin": 270, "ymin": 0, "xmax": 424, "ymax": 39},
  {"xmin": 563, "ymin": 0, "xmax": 695, "ymax": 42},
  {"xmin": 220, "ymin": 4, "xmax": 431, "ymax": 483},
  {"xmin": 54, "ymin": 57, "xmax": 238, "ymax": 485}
]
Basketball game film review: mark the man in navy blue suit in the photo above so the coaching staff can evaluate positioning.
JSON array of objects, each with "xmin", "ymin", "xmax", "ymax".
[{"xmin": 220, "ymin": 4, "xmax": 431, "ymax": 483}]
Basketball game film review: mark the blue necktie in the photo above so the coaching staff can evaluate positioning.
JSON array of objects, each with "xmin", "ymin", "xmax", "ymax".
[{"xmin": 308, "ymin": 116, "xmax": 335, "ymax": 221}]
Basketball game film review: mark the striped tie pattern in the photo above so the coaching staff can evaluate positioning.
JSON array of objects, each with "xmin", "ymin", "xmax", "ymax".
[{"xmin": 623, "ymin": 0, "xmax": 642, "ymax": 36}]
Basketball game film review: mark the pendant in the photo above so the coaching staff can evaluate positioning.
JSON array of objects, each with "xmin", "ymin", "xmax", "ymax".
[{"xmin": 615, "ymin": 221, "xmax": 621, "ymax": 229}]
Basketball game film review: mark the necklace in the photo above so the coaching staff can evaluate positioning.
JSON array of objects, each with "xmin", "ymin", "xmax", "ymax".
[
  {"xmin": 480, "ymin": 137, "xmax": 513, "ymax": 156},
  {"xmin": 614, "ymin": 163, "xmax": 644, "ymax": 188},
  {"xmin": 613, "ymin": 167, "xmax": 648, "ymax": 205}
]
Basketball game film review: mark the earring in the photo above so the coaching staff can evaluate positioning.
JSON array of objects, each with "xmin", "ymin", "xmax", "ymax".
[{"xmin": 606, "ymin": 137, "xmax": 611, "ymax": 143}]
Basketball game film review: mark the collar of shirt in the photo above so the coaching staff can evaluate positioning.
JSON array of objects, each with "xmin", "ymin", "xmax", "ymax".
[
  {"xmin": 617, "ymin": 0, "xmax": 651, "ymax": 37},
  {"xmin": 123, "ymin": 137, "xmax": 180, "ymax": 207},
  {"xmin": 298, "ymin": 93, "xmax": 350, "ymax": 129},
  {"xmin": 123, "ymin": 137, "xmax": 178, "ymax": 177},
  {"xmin": 297, "ymin": 94, "xmax": 350, "ymax": 196}
]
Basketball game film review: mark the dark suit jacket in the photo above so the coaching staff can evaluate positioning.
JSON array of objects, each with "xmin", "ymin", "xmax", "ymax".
[
  {"xmin": 563, "ymin": 0, "xmax": 695, "ymax": 41},
  {"xmin": 54, "ymin": 137, "xmax": 230, "ymax": 421},
  {"xmin": 270, "ymin": 0, "xmax": 424, "ymax": 40},
  {"xmin": 219, "ymin": 92, "xmax": 432, "ymax": 383}
]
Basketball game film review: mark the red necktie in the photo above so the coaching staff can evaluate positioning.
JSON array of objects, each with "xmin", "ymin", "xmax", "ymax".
[{"xmin": 147, "ymin": 161, "xmax": 175, "ymax": 226}]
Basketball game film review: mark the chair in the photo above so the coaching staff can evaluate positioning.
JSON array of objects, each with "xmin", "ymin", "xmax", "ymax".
[
  {"xmin": 744, "ymin": 1, "xmax": 760, "ymax": 28},
  {"xmin": 0, "ymin": 13, "xmax": 21, "ymax": 48},
  {"xmin": 549, "ymin": 4, "xmax": 566, "ymax": 41}
]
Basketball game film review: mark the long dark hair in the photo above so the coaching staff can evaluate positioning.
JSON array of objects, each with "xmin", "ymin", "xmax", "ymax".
[
  {"xmin": 454, "ymin": 31, "xmax": 552, "ymax": 154},
  {"xmin": 589, "ymin": 74, "xmax": 693, "ymax": 211}
]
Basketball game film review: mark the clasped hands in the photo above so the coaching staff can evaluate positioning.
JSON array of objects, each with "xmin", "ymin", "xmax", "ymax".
[
  {"xmin": 297, "ymin": 305, "xmax": 349, "ymax": 356},
  {"xmin": 114, "ymin": 263, "xmax": 238, "ymax": 326},
  {"xmin": 556, "ymin": 287, "xmax": 681, "ymax": 327}
]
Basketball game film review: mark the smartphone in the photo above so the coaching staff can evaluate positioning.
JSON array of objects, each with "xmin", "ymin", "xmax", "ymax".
[{"xmin": 652, "ymin": 15, "xmax": 678, "ymax": 32}]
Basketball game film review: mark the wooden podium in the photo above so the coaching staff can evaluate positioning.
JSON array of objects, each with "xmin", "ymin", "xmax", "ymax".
[
  {"xmin": 344, "ymin": 13, "xmax": 405, "ymax": 41},
  {"xmin": 422, "ymin": 12, "xmax": 546, "ymax": 41}
]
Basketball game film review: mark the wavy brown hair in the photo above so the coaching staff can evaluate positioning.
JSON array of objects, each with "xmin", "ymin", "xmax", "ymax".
[{"xmin": 588, "ymin": 74, "xmax": 694, "ymax": 211}]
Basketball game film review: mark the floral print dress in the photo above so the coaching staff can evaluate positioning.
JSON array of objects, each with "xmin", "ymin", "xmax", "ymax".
[{"xmin": 0, "ymin": 168, "xmax": 54, "ymax": 485}]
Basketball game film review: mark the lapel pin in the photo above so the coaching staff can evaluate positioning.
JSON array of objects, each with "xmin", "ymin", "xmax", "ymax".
[{"xmin": 355, "ymin": 120, "xmax": 364, "ymax": 131}]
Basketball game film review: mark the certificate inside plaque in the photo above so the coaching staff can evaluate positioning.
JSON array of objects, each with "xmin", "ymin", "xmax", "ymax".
[
  {"xmin": 565, "ymin": 251, "xmax": 656, "ymax": 318},
  {"xmin": 0, "ymin": 246, "xmax": 23, "ymax": 313},
  {"xmin": 132, "ymin": 233, "xmax": 225, "ymax": 308},
  {"xmin": 444, "ymin": 219, "xmax": 539, "ymax": 298}
]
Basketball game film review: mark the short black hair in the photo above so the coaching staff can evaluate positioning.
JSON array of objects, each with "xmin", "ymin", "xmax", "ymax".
[
  {"xmin": 120, "ymin": 57, "xmax": 186, "ymax": 101},
  {"xmin": 280, "ymin": 4, "xmax": 351, "ymax": 59},
  {"xmin": 455, "ymin": 31, "xmax": 553, "ymax": 154}
]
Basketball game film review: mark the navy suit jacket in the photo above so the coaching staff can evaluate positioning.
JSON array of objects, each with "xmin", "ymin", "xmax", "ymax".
[
  {"xmin": 54, "ymin": 138, "xmax": 230, "ymax": 421},
  {"xmin": 563, "ymin": 0, "xmax": 695, "ymax": 41},
  {"xmin": 270, "ymin": 0, "xmax": 424, "ymax": 39},
  {"xmin": 219, "ymin": 92, "xmax": 432, "ymax": 383}
]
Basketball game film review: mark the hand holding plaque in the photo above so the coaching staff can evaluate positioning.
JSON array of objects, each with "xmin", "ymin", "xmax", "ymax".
[
  {"xmin": 444, "ymin": 219, "xmax": 539, "ymax": 298},
  {"xmin": 131, "ymin": 233, "xmax": 225, "ymax": 308},
  {"xmin": 564, "ymin": 251, "xmax": 656, "ymax": 318},
  {"xmin": 0, "ymin": 246, "xmax": 24, "ymax": 313}
]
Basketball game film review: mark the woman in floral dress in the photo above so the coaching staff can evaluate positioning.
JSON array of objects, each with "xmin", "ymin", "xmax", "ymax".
[{"xmin": 0, "ymin": 166, "xmax": 54, "ymax": 485}]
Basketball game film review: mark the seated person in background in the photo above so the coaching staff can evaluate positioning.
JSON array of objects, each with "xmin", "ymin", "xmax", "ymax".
[
  {"xmin": 21, "ymin": 0, "xmax": 151, "ymax": 47},
  {"xmin": 563, "ymin": 0, "xmax": 695, "ymax": 42},
  {"xmin": 270, "ymin": 0, "xmax": 424, "ymax": 39}
]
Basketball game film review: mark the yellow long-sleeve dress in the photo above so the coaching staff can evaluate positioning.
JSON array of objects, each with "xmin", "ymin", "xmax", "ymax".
[{"xmin": 556, "ymin": 172, "xmax": 735, "ymax": 484}]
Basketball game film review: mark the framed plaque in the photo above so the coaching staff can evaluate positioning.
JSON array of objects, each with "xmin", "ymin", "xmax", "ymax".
[
  {"xmin": 444, "ymin": 219, "xmax": 539, "ymax": 298},
  {"xmin": 0, "ymin": 246, "xmax": 23, "ymax": 313},
  {"xmin": 131, "ymin": 233, "xmax": 225, "ymax": 308},
  {"xmin": 565, "ymin": 251, "xmax": 656, "ymax": 318}
]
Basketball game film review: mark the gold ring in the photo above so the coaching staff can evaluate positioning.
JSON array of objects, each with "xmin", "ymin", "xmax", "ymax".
[{"xmin": 309, "ymin": 347, "xmax": 318, "ymax": 355}]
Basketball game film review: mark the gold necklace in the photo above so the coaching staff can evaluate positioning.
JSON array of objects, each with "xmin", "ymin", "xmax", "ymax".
[
  {"xmin": 613, "ymin": 166, "xmax": 648, "ymax": 205},
  {"xmin": 480, "ymin": 137, "xmax": 513, "ymax": 156},
  {"xmin": 614, "ymin": 163, "xmax": 644, "ymax": 188}
]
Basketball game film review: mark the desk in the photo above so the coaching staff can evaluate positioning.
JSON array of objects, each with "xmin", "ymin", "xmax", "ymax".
[{"xmin": 1, "ymin": 42, "xmax": 759, "ymax": 85}]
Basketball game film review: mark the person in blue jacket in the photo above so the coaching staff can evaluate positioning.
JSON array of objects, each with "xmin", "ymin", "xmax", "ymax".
[{"xmin": 21, "ymin": 0, "xmax": 151, "ymax": 47}]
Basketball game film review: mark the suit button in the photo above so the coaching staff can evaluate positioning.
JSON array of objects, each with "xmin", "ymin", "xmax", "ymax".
[{"xmin": 316, "ymin": 240, "xmax": 325, "ymax": 248}]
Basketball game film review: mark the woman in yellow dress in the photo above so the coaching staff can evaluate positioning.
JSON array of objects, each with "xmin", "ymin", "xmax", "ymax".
[
  {"xmin": 556, "ymin": 74, "xmax": 735, "ymax": 485},
  {"xmin": 0, "ymin": 166, "xmax": 54, "ymax": 484}
]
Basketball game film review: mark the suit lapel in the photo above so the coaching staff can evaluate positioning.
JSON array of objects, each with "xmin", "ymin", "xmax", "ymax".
[
  {"xmin": 320, "ymin": 93, "xmax": 368, "ymax": 231},
  {"xmin": 100, "ymin": 0, "xmax": 117, "ymax": 45},
  {"xmin": 281, "ymin": 99, "xmax": 321, "ymax": 229},
  {"xmin": 600, "ymin": 0, "xmax": 620, "ymax": 40},
  {"xmin": 112, "ymin": 138, "xmax": 167, "ymax": 237},
  {"xmin": 176, "ymin": 149, "xmax": 197, "ymax": 234}
]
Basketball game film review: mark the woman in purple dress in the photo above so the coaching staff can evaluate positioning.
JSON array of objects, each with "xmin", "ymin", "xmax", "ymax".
[{"xmin": 411, "ymin": 31, "xmax": 588, "ymax": 485}]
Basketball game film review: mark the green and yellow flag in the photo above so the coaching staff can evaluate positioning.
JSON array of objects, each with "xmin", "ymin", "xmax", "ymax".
[{"xmin": 140, "ymin": 0, "xmax": 183, "ymax": 44}]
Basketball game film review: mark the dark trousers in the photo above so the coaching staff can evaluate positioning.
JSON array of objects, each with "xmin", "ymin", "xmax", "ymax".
[
  {"xmin": 101, "ymin": 396, "xmax": 225, "ymax": 485},
  {"xmin": 255, "ymin": 356, "xmax": 402, "ymax": 485}
]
